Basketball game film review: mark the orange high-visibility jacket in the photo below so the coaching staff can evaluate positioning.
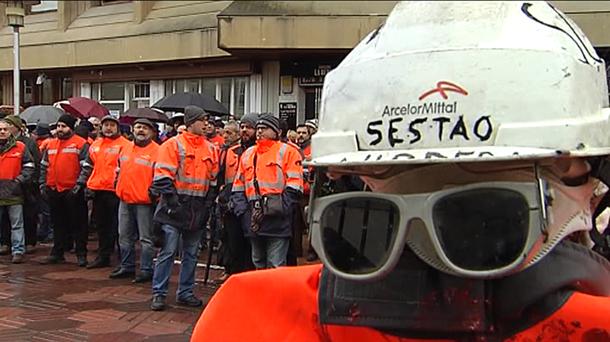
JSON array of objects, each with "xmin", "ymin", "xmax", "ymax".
[
  {"xmin": 154, "ymin": 132, "xmax": 219, "ymax": 197},
  {"xmin": 223, "ymin": 144, "xmax": 241, "ymax": 185},
  {"xmin": 301, "ymin": 141, "xmax": 312, "ymax": 195},
  {"xmin": 0, "ymin": 141, "xmax": 33, "ymax": 180},
  {"xmin": 191, "ymin": 264, "xmax": 610, "ymax": 342},
  {"xmin": 115, "ymin": 141, "xmax": 159, "ymax": 204},
  {"xmin": 232, "ymin": 140, "xmax": 303, "ymax": 200},
  {"xmin": 41, "ymin": 135, "xmax": 88, "ymax": 192},
  {"xmin": 81, "ymin": 136, "xmax": 130, "ymax": 191},
  {"xmin": 209, "ymin": 134, "xmax": 225, "ymax": 148}
]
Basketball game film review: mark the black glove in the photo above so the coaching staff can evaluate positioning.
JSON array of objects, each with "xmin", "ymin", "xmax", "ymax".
[
  {"xmin": 148, "ymin": 189, "xmax": 159, "ymax": 204},
  {"xmin": 152, "ymin": 222, "xmax": 165, "ymax": 248},
  {"xmin": 39, "ymin": 184, "xmax": 48, "ymax": 200},
  {"xmin": 84, "ymin": 188, "xmax": 95, "ymax": 201},
  {"xmin": 70, "ymin": 184, "xmax": 83, "ymax": 196}
]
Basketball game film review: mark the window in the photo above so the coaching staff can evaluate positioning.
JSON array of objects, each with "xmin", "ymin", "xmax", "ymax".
[
  {"xmin": 164, "ymin": 76, "xmax": 249, "ymax": 116},
  {"xmin": 132, "ymin": 81, "xmax": 150, "ymax": 99},
  {"xmin": 91, "ymin": 82, "xmax": 126, "ymax": 116},
  {"xmin": 61, "ymin": 77, "xmax": 72, "ymax": 99},
  {"xmin": 30, "ymin": 1, "xmax": 58, "ymax": 13}
]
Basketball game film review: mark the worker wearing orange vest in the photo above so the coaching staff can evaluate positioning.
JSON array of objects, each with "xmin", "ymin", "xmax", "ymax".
[
  {"xmin": 295, "ymin": 123, "xmax": 317, "ymax": 262},
  {"xmin": 216, "ymin": 114, "xmax": 258, "ymax": 282},
  {"xmin": 193, "ymin": 2, "xmax": 610, "ymax": 340},
  {"xmin": 0, "ymin": 119, "xmax": 35, "ymax": 264},
  {"xmin": 206, "ymin": 117, "xmax": 225, "ymax": 148},
  {"xmin": 149, "ymin": 105, "xmax": 219, "ymax": 311},
  {"xmin": 109, "ymin": 118, "xmax": 159, "ymax": 283},
  {"xmin": 231, "ymin": 114, "xmax": 303, "ymax": 269},
  {"xmin": 39, "ymin": 114, "xmax": 89, "ymax": 266},
  {"xmin": 76, "ymin": 115, "xmax": 130, "ymax": 269}
]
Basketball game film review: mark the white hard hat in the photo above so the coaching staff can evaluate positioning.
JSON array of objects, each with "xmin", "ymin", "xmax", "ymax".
[{"xmin": 311, "ymin": 1, "xmax": 610, "ymax": 167}]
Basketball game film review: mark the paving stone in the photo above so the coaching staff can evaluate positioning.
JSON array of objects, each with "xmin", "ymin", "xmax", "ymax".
[{"xmin": 0, "ymin": 242, "xmax": 213, "ymax": 340}]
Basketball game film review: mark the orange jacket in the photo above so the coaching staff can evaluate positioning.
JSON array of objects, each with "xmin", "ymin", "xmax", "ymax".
[
  {"xmin": 41, "ymin": 135, "xmax": 88, "ymax": 192},
  {"xmin": 301, "ymin": 142, "xmax": 312, "ymax": 195},
  {"xmin": 208, "ymin": 134, "xmax": 225, "ymax": 148},
  {"xmin": 0, "ymin": 141, "xmax": 26, "ymax": 180},
  {"xmin": 115, "ymin": 141, "xmax": 159, "ymax": 204},
  {"xmin": 79, "ymin": 136, "xmax": 129, "ymax": 191},
  {"xmin": 191, "ymin": 264, "xmax": 610, "ymax": 342},
  {"xmin": 223, "ymin": 144, "xmax": 241, "ymax": 185},
  {"xmin": 232, "ymin": 139, "xmax": 303, "ymax": 200},
  {"xmin": 154, "ymin": 132, "xmax": 219, "ymax": 197}
]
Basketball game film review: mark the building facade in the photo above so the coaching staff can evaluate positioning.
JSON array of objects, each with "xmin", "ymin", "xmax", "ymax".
[{"xmin": 1, "ymin": 1, "xmax": 609, "ymax": 127}]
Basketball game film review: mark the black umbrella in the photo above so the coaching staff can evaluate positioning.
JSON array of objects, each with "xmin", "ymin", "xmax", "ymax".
[
  {"xmin": 20, "ymin": 105, "xmax": 64, "ymax": 125},
  {"xmin": 152, "ymin": 92, "xmax": 229, "ymax": 115},
  {"xmin": 121, "ymin": 107, "xmax": 168, "ymax": 123}
]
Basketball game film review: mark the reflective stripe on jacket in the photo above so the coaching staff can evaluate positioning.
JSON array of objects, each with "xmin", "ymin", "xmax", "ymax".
[
  {"xmin": 232, "ymin": 140, "xmax": 303, "ymax": 201},
  {"xmin": 115, "ymin": 141, "xmax": 159, "ymax": 204},
  {"xmin": 81, "ymin": 136, "xmax": 129, "ymax": 191},
  {"xmin": 191, "ymin": 264, "xmax": 610, "ymax": 342},
  {"xmin": 154, "ymin": 132, "xmax": 219, "ymax": 198},
  {"xmin": 41, "ymin": 135, "xmax": 87, "ymax": 192}
]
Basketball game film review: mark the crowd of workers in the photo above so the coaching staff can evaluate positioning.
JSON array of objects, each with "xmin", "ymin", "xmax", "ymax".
[{"xmin": 0, "ymin": 105, "xmax": 319, "ymax": 311}]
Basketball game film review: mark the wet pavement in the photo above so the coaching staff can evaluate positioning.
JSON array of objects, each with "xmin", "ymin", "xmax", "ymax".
[{"xmin": 0, "ymin": 241, "xmax": 222, "ymax": 342}]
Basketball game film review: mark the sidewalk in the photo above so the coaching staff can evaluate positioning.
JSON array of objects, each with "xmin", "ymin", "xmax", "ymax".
[{"xmin": 0, "ymin": 242, "xmax": 222, "ymax": 342}]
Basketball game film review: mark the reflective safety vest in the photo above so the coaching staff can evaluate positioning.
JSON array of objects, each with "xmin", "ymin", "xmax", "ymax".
[
  {"xmin": 191, "ymin": 264, "xmax": 610, "ymax": 342},
  {"xmin": 223, "ymin": 144, "xmax": 241, "ymax": 185},
  {"xmin": 0, "ymin": 142, "xmax": 26, "ymax": 180},
  {"xmin": 43, "ymin": 135, "xmax": 87, "ymax": 192},
  {"xmin": 115, "ymin": 141, "xmax": 159, "ymax": 204},
  {"xmin": 154, "ymin": 132, "xmax": 219, "ymax": 197},
  {"xmin": 232, "ymin": 140, "xmax": 303, "ymax": 200},
  {"xmin": 85, "ymin": 136, "xmax": 130, "ymax": 191}
]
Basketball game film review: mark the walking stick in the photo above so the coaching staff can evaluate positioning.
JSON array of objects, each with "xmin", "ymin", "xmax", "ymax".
[{"xmin": 203, "ymin": 203, "xmax": 217, "ymax": 285}]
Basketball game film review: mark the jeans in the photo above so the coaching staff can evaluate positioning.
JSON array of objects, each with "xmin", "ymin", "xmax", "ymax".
[
  {"xmin": 152, "ymin": 225, "xmax": 204, "ymax": 299},
  {"xmin": 250, "ymin": 236, "xmax": 290, "ymax": 269},
  {"xmin": 118, "ymin": 202, "xmax": 155, "ymax": 274},
  {"xmin": 0, "ymin": 205, "xmax": 25, "ymax": 255}
]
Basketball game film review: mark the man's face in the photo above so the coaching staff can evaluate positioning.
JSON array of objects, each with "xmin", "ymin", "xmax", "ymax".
[
  {"xmin": 0, "ymin": 122, "xmax": 11, "ymax": 141},
  {"xmin": 188, "ymin": 119, "xmax": 207, "ymax": 136},
  {"xmin": 240, "ymin": 123, "xmax": 256, "ymax": 142},
  {"xmin": 256, "ymin": 125, "xmax": 277, "ymax": 141},
  {"xmin": 222, "ymin": 127, "xmax": 239, "ymax": 145},
  {"xmin": 205, "ymin": 122, "xmax": 216, "ymax": 136},
  {"xmin": 296, "ymin": 126, "xmax": 310, "ymax": 144},
  {"xmin": 89, "ymin": 118, "xmax": 101, "ymax": 135},
  {"xmin": 133, "ymin": 123, "xmax": 152, "ymax": 143},
  {"xmin": 56, "ymin": 122, "xmax": 72, "ymax": 138},
  {"xmin": 101, "ymin": 121, "xmax": 118, "ymax": 137}
]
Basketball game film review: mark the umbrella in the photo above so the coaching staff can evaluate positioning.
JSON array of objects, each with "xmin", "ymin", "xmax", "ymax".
[
  {"xmin": 20, "ymin": 105, "xmax": 64, "ymax": 125},
  {"xmin": 60, "ymin": 97, "xmax": 109, "ymax": 118},
  {"xmin": 121, "ymin": 107, "xmax": 168, "ymax": 123},
  {"xmin": 152, "ymin": 92, "xmax": 229, "ymax": 115}
]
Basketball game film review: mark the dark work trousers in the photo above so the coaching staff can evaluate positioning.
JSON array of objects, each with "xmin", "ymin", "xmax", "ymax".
[
  {"xmin": 287, "ymin": 199, "xmax": 307, "ymax": 266},
  {"xmin": 221, "ymin": 213, "xmax": 253, "ymax": 274},
  {"xmin": 49, "ymin": 190, "xmax": 88, "ymax": 258},
  {"xmin": 92, "ymin": 190, "xmax": 120, "ymax": 261}
]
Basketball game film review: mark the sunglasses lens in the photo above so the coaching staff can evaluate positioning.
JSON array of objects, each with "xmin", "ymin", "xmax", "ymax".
[
  {"xmin": 321, "ymin": 198, "xmax": 400, "ymax": 274},
  {"xmin": 433, "ymin": 189, "xmax": 529, "ymax": 271}
]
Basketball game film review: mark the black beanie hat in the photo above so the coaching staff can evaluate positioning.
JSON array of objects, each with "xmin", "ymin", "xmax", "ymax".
[
  {"xmin": 57, "ymin": 114, "xmax": 77, "ymax": 130},
  {"xmin": 256, "ymin": 114, "xmax": 281, "ymax": 137}
]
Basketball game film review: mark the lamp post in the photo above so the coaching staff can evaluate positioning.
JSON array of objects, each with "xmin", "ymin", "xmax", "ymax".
[{"xmin": 3, "ymin": 1, "xmax": 38, "ymax": 115}]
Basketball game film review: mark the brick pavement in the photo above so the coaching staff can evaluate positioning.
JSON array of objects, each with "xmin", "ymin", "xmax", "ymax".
[{"xmin": 0, "ymin": 241, "xmax": 223, "ymax": 342}]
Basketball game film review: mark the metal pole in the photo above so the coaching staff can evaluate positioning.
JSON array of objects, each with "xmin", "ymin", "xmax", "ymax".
[{"xmin": 13, "ymin": 25, "xmax": 20, "ymax": 115}]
